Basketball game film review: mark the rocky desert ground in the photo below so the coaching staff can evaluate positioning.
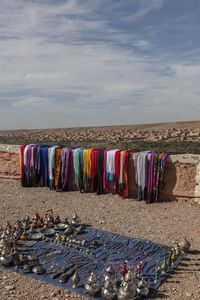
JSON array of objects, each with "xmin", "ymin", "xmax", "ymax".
[
  {"xmin": 0, "ymin": 180, "xmax": 200, "ymax": 300},
  {"xmin": 0, "ymin": 121, "xmax": 200, "ymax": 145}
]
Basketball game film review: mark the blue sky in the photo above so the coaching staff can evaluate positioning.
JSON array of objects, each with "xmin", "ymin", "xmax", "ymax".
[{"xmin": 0, "ymin": 0, "xmax": 200, "ymax": 129}]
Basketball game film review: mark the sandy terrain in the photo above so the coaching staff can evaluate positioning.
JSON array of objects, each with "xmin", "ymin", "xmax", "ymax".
[
  {"xmin": 0, "ymin": 120, "xmax": 200, "ymax": 144},
  {"xmin": 0, "ymin": 180, "xmax": 200, "ymax": 300}
]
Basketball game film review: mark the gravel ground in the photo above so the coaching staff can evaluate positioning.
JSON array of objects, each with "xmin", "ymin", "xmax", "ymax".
[{"xmin": 0, "ymin": 180, "xmax": 200, "ymax": 300}]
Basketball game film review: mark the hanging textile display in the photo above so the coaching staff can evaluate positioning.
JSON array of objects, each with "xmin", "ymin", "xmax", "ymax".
[{"xmin": 20, "ymin": 144, "xmax": 170, "ymax": 203}]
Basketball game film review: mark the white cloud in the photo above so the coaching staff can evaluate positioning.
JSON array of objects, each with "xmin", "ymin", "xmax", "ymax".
[{"xmin": 0, "ymin": 0, "xmax": 199, "ymax": 129}]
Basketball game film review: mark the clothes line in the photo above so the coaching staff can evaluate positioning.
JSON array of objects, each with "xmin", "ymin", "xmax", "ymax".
[{"xmin": 20, "ymin": 145, "xmax": 170, "ymax": 203}]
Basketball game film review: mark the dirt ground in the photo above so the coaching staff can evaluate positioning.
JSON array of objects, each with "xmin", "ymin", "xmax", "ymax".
[{"xmin": 0, "ymin": 180, "xmax": 200, "ymax": 300}]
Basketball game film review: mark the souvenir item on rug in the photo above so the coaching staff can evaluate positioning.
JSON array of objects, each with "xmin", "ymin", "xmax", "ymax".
[
  {"xmin": 102, "ymin": 265, "xmax": 117, "ymax": 300},
  {"xmin": 118, "ymin": 273, "xmax": 137, "ymax": 300},
  {"xmin": 136, "ymin": 277, "xmax": 150, "ymax": 298},
  {"xmin": 84, "ymin": 270, "xmax": 101, "ymax": 296}
]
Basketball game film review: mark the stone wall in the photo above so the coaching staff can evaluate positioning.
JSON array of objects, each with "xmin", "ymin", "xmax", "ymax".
[
  {"xmin": 0, "ymin": 145, "xmax": 20, "ymax": 179},
  {"xmin": 0, "ymin": 144, "xmax": 199, "ymax": 201}
]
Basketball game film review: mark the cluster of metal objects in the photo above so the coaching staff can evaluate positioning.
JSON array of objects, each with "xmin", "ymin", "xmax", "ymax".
[
  {"xmin": 0, "ymin": 210, "xmax": 191, "ymax": 300},
  {"xmin": 84, "ymin": 263, "xmax": 150, "ymax": 300},
  {"xmin": 0, "ymin": 210, "xmax": 85, "ymax": 268},
  {"xmin": 154, "ymin": 238, "xmax": 191, "ymax": 284}
]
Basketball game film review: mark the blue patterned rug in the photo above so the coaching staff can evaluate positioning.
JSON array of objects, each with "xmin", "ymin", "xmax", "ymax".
[{"xmin": 4, "ymin": 227, "xmax": 185, "ymax": 299}]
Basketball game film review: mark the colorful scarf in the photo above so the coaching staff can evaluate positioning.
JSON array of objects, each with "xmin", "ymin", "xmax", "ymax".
[
  {"xmin": 83, "ymin": 149, "xmax": 92, "ymax": 191},
  {"xmin": 118, "ymin": 150, "xmax": 129, "ymax": 198},
  {"xmin": 91, "ymin": 149, "xmax": 98, "ymax": 192},
  {"xmin": 97, "ymin": 149, "xmax": 104, "ymax": 195},
  {"xmin": 73, "ymin": 147, "xmax": 84, "ymax": 191},
  {"xmin": 54, "ymin": 147, "xmax": 62, "ymax": 191},
  {"xmin": 62, "ymin": 148, "xmax": 72, "ymax": 191},
  {"xmin": 103, "ymin": 149, "xmax": 108, "ymax": 193},
  {"xmin": 135, "ymin": 151, "xmax": 149, "ymax": 200}
]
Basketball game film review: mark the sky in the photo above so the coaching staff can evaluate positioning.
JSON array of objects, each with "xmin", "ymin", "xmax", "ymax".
[{"xmin": 0, "ymin": 0, "xmax": 200, "ymax": 129}]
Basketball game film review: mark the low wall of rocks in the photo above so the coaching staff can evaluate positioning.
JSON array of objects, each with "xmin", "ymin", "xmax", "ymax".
[{"xmin": 0, "ymin": 144, "xmax": 199, "ymax": 202}]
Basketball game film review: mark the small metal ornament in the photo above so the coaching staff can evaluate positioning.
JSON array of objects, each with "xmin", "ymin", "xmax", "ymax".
[
  {"xmin": 154, "ymin": 263, "xmax": 162, "ymax": 284},
  {"xmin": 178, "ymin": 238, "xmax": 191, "ymax": 253},
  {"xmin": 136, "ymin": 277, "xmax": 149, "ymax": 298},
  {"xmin": 23, "ymin": 263, "xmax": 32, "ymax": 273},
  {"xmin": 64, "ymin": 225, "xmax": 73, "ymax": 235},
  {"xmin": 171, "ymin": 248, "xmax": 177, "ymax": 266},
  {"xmin": 84, "ymin": 270, "xmax": 101, "ymax": 296},
  {"xmin": 4, "ymin": 220, "xmax": 12, "ymax": 232},
  {"xmin": 174, "ymin": 243, "xmax": 181, "ymax": 257},
  {"xmin": 76, "ymin": 224, "xmax": 84, "ymax": 235},
  {"xmin": 59, "ymin": 272, "xmax": 70, "ymax": 283},
  {"xmin": 32, "ymin": 212, "xmax": 40, "ymax": 220},
  {"xmin": 71, "ymin": 269, "xmax": 80, "ymax": 288},
  {"xmin": 102, "ymin": 273, "xmax": 117, "ymax": 300},
  {"xmin": 0, "ymin": 252, "xmax": 13, "ymax": 267},
  {"xmin": 37, "ymin": 217, "xmax": 44, "ymax": 228},
  {"xmin": 54, "ymin": 215, "xmax": 61, "ymax": 224},
  {"xmin": 64, "ymin": 217, "xmax": 69, "ymax": 225},
  {"xmin": 161, "ymin": 258, "xmax": 167, "ymax": 274},
  {"xmin": 22, "ymin": 217, "xmax": 30, "ymax": 230},
  {"xmin": 136, "ymin": 261, "xmax": 142, "ymax": 276},
  {"xmin": 20, "ymin": 230, "xmax": 29, "ymax": 241},
  {"xmin": 118, "ymin": 279, "xmax": 137, "ymax": 300},
  {"xmin": 124, "ymin": 269, "xmax": 135, "ymax": 283},
  {"xmin": 32, "ymin": 264, "xmax": 46, "ymax": 275},
  {"xmin": 71, "ymin": 213, "xmax": 80, "ymax": 228},
  {"xmin": 166, "ymin": 250, "xmax": 172, "ymax": 270},
  {"xmin": 119, "ymin": 261, "xmax": 128, "ymax": 280}
]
